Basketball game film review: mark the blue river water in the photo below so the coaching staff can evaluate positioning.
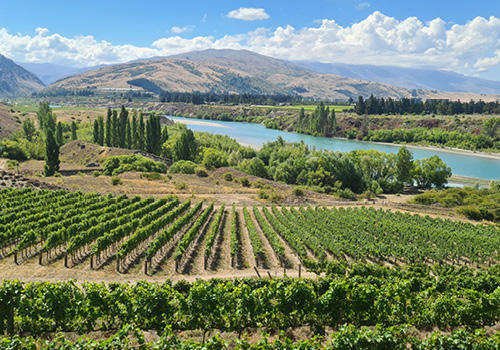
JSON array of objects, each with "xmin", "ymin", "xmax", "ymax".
[{"xmin": 167, "ymin": 116, "xmax": 500, "ymax": 181}]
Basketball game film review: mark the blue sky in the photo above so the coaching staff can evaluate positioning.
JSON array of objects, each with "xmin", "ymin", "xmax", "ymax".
[{"xmin": 1, "ymin": 0, "xmax": 500, "ymax": 80}]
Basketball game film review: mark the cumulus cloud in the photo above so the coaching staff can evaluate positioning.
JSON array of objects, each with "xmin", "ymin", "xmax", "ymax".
[
  {"xmin": 1, "ymin": 11, "xmax": 500, "ymax": 79},
  {"xmin": 170, "ymin": 25, "xmax": 194, "ymax": 34},
  {"xmin": 226, "ymin": 8, "xmax": 269, "ymax": 21}
]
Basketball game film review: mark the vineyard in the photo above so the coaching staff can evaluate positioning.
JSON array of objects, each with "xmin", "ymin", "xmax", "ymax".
[
  {"xmin": 1, "ymin": 187, "xmax": 499, "ymax": 347},
  {"xmin": 0, "ymin": 187, "xmax": 499, "ymax": 276}
]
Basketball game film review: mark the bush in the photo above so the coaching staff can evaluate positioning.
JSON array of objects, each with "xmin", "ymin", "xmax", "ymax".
[
  {"xmin": 93, "ymin": 171, "xmax": 101, "ymax": 177},
  {"xmin": 269, "ymin": 192, "xmax": 282, "ymax": 203},
  {"xmin": 195, "ymin": 167, "xmax": 208, "ymax": 177},
  {"xmin": 337, "ymin": 188, "xmax": 356, "ymax": 200},
  {"xmin": 169, "ymin": 160, "xmax": 197, "ymax": 174},
  {"xmin": 103, "ymin": 154, "xmax": 167, "ymax": 176},
  {"xmin": 223, "ymin": 172, "xmax": 233, "ymax": 182},
  {"xmin": 239, "ymin": 177, "xmax": 250, "ymax": 187},
  {"xmin": 140, "ymin": 172, "xmax": 162, "ymax": 181},
  {"xmin": 202, "ymin": 148, "xmax": 227, "ymax": 170},
  {"xmin": 0, "ymin": 139, "xmax": 28, "ymax": 161},
  {"xmin": 292, "ymin": 187, "xmax": 304, "ymax": 196},
  {"xmin": 258, "ymin": 189, "xmax": 269, "ymax": 199},
  {"xmin": 111, "ymin": 176, "xmax": 122, "ymax": 185},
  {"xmin": 174, "ymin": 181, "xmax": 187, "ymax": 190}
]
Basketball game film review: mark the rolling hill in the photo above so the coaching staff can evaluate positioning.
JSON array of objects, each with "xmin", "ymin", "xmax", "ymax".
[
  {"xmin": 0, "ymin": 54, "xmax": 45, "ymax": 98},
  {"xmin": 45, "ymin": 49, "xmax": 433, "ymax": 100}
]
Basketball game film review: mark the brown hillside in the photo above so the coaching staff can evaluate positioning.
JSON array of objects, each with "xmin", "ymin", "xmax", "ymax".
[{"xmin": 0, "ymin": 103, "xmax": 22, "ymax": 139}]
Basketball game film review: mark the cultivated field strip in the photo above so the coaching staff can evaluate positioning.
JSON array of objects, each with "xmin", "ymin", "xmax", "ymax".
[{"xmin": 0, "ymin": 188, "xmax": 499, "ymax": 275}]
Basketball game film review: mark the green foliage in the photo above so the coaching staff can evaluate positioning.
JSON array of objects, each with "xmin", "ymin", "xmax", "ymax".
[
  {"xmin": 140, "ymin": 172, "xmax": 162, "ymax": 181},
  {"xmin": 201, "ymin": 147, "xmax": 227, "ymax": 170},
  {"xmin": 103, "ymin": 154, "xmax": 167, "ymax": 176},
  {"xmin": 194, "ymin": 167, "xmax": 208, "ymax": 177},
  {"xmin": 44, "ymin": 129, "xmax": 60, "ymax": 177},
  {"xmin": 111, "ymin": 176, "xmax": 122, "ymax": 186},
  {"xmin": 169, "ymin": 160, "xmax": 198, "ymax": 174},
  {"xmin": 0, "ymin": 139, "xmax": 28, "ymax": 161},
  {"xmin": 70, "ymin": 121, "xmax": 78, "ymax": 140},
  {"xmin": 239, "ymin": 176, "xmax": 250, "ymax": 187},
  {"xmin": 223, "ymin": 172, "xmax": 233, "ymax": 181},
  {"xmin": 173, "ymin": 128, "xmax": 197, "ymax": 161},
  {"xmin": 413, "ymin": 156, "xmax": 451, "ymax": 189},
  {"xmin": 411, "ymin": 186, "xmax": 500, "ymax": 222},
  {"xmin": 22, "ymin": 119, "xmax": 36, "ymax": 141}
]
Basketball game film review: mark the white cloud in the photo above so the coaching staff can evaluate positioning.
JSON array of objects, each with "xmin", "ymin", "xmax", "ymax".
[
  {"xmin": 226, "ymin": 8, "xmax": 269, "ymax": 21},
  {"xmin": 170, "ymin": 25, "xmax": 194, "ymax": 34},
  {"xmin": 1, "ymin": 12, "xmax": 500, "ymax": 79}
]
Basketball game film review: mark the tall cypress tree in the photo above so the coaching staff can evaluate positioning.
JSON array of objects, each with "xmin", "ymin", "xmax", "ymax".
[
  {"xmin": 126, "ymin": 117, "xmax": 132, "ymax": 149},
  {"xmin": 112, "ymin": 110, "xmax": 119, "ymax": 147},
  {"xmin": 97, "ymin": 117, "xmax": 105, "ymax": 146},
  {"xmin": 131, "ymin": 113, "xmax": 138, "ymax": 149},
  {"xmin": 71, "ymin": 121, "xmax": 78, "ymax": 140},
  {"xmin": 105, "ymin": 108, "xmax": 112, "ymax": 146},
  {"xmin": 56, "ymin": 122, "xmax": 64, "ymax": 146},
  {"xmin": 118, "ymin": 106, "xmax": 128, "ymax": 148},
  {"xmin": 44, "ymin": 129, "xmax": 60, "ymax": 176},
  {"xmin": 93, "ymin": 120, "xmax": 99, "ymax": 144},
  {"xmin": 161, "ymin": 125, "xmax": 168, "ymax": 144},
  {"xmin": 138, "ymin": 113, "xmax": 145, "ymax": 151}
]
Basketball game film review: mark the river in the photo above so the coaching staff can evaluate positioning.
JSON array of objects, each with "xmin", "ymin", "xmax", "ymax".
[{"xmin": 166, "ymin": 116, "xmax": 500, "ymax": 181}]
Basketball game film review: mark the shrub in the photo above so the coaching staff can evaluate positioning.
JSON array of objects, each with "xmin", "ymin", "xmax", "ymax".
[
  {"xmin": 239, "ymin": 177, "xmax": 250, "ymax": 187},
  {"xmin": 111, "ymin": 176, "xmax": 122, "ymax": 185},
  {"xmin": 169, "ymin": 160, "xmax": 197, "ymax": 174},
  {"xmin": 195, "ymin": 167, "xmax": 208, "ymax": 177},
  {"xmin": 269, "ymin": 192, "xmax": 282, "ymax": 203},
  {"xmin": 292, "ymin": 187, "xmax": 304, "ymax": 196},
  {"xmin": 202, "ymin": 148, "xmax": 228, "ymax": 170},
  {"xmin": 93, "ymin": 171, "xmax": 101, "ymax": 177},
  {"xmin": 337, "ymin": 188, "xmax": 356, "ymax": 200},
  {"xmin": 141, "ymin": 172, "xmax": 162, "ymax": 181},
  {"xmin": 258, "ymin": 189, "xmax": 269, "ymax": 199},
  {"xmin": 175, "ymin": 181, "xmax": 187, "ymax": 190},
  {"xmin": 223, "ymin": 172, "xmax": 233, "ymax": 182},
  {"xmin": 103, "ymin": 154, "xmax": 167, "ymax": 176}
]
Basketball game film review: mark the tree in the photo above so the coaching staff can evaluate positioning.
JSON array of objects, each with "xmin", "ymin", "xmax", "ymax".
[
  {"xmin": 118, "ymin": 106, "xmax": 128, "ymax": 148},
  {"xmin": 22, "ymin": 119, "xmax": 36, "ymax": 141},
  {"xmin": 56, "ymin": 122, "xmax": 64, "ymax": 146},
  {"xmin": 482, "ymin": 118, "xmax": 500, "ymax": 138},
  {"xmin": 413, "ymin": 156, "xmax": 451, "ymax": 189},
  {"xmin": 44, "ymin": 129, "xmax": 60, "ymax": 176},
  {"xmin": 131, "ymin": 113, "xmax": 138, "ymax": 149},
  {"xmin": 126, "ymin": 117, "xmax": 132, "ymax": 149},
  {"xmin": 105, "ymin": 108, "xmax": 112, "ymax": 146},
  {"xmin": 146, "ymin": 115, "xmax": 162, "ymax": 154},
  {"xmin": 173, "ymin": 128, "xmax": 197, "ymax": 161},
  {"xmin": 355, "ymin": 96, "xmax": 366, "ymax": 115},
  {"xmin": 112, "ymin": 110, "xmax": 119, "ymax": 147},
  {"xmin": 71, "ymin": 121, "xmax": 78, "ymax": 140},
  {"xmin": 93, "ymin": 120, "xmax": 100, "ymax": 144},
  {"xmin": 138, "ymin": 113, "xmax": 145, "ymax": 150},
  {"xmin": 97, "ymin": 117, "xmax": 105, "ymax": 146},
  {"xmin": 396, "ymin": 147, "xmax": 414, "ymax": 185},
  {"xmin": 202, "ymin": 148, "xmax": 227, "ymax": 170},
  {"xmin": 244, "ymin": 157, "xmax": 267, "ymax": 178},
  {"xmin": 161, "ymin": 126, "xmax": 169, "ymax": 144},
  {"xmin": 37, "ymin": 102, "xmax": 55, "ymax": 133}
]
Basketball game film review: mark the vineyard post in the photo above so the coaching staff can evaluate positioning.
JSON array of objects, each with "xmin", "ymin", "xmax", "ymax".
[
  {"xmin": 298, "ymin": 264, "xmax": 302, "ymax": 278},
  {"xmin": 38, "ymin": 251, "xmax": 42, "ymax": 265},
  {"xmin": 144, "ymin": 260, "xmax": 148, "ymax": 275},
  {"xmin": 175, "ymin": 259, "xmax": 178, "ymax": 273},
  {"xmin": 90, "ymin": 255, "xmax": 94, "ymax": 269},
  {"xmin": 267, "ymin": 271, "xmax": 272, "ymax": 279},
  {"xmin": 13, "ymin": 251, "xmax": 17, "ymax": 265},
  {"xmin": 116, "ymin": 258, "xmax": 120, "ymax": 273},
  {"xmin": 254, "ymin": 266, "xmax": 261, "ymax": 278},
  {"xmin": 64, "ymin": 253, "xmax": 68, "ymax": 268},
  {"xmin": 283, "ymin": 266, "xmax": 286, "ymax": 277}
]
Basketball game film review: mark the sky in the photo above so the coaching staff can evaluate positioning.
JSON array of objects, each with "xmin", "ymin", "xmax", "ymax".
[{"xmin": 1, "ymin": 0, "xmax": 500, "ymax": 80}]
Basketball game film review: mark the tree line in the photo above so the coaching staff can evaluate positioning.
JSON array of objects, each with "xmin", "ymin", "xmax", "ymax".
[
  {"xmin": 159, "ymin": 91, "xmax": 307, "ymax": 105},
  {"xmin": 92, "ymin": 106, "xmax": 167, "ymax": 155},
  {"xmin": 355, "ymin": 95, "xmax": 500, "ymax": 115}
]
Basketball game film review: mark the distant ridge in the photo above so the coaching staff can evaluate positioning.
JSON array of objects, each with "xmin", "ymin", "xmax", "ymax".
[
  {"xmin": 295, "ymin": 61, "xmax": 500, "ymax": 95},
  {"xmin": 0, "ymin": 54, "xmax": 45, "ymax": 98}
]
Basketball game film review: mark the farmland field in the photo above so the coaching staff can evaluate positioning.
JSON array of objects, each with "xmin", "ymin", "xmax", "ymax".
[{"xmin": 1, "ymin": 187, "xmax": 499, "ymax": 347}]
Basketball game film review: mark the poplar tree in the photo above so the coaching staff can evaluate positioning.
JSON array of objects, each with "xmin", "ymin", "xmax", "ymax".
[
  {"xmin": 105, "ymin": 108, "xmax": 112, "ymax": 146},
  {"xmin": 138, "ymin": 113, "xmax": 145, "ymax": 150},
  {"xmin": 97, "ymin": 117, "xmax": 105, "ymax": 146},
  {"xmin": 131, "ymin": 113, "xmax": 138, "ymax": 149},
  {"xmin": 112, "ymin": 110, "xmax": 119, "ymax": 147},
  {"xmin": 71, "ymin": 121, "xmax": 78, "ymax": 140},
  {"xmin": 55, "ymin": 122, "xmax": 63, "ymax": 146},
  {"xmin": 93, "ymin": 120, "xmax": 99, "ymax": 144},
  {"xmin": 44, "ymin": 129, "xmax": 60, "ymax": 176},
  {"xmin": 126, "ymin": 118, "xmax": 132, "ymax": 149},
  {"xmin": 118, "ymin": 106, "xmax": 128, "ymax": 148}
]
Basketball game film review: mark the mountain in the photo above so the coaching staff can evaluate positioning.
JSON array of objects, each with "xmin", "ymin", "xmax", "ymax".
[
  {"xmin": 0, "ymin": 54, "xmax": 45, "ymax": 98},
  {"xmin": 48, "ymin": 49, "xmax": 500, "ymax": 101},
  {"xmin": 295, "ymin": 61, "xmax": 500, "ymax": 95},
  {"xmin": 17, "ymin": 62, "xmax": 104, "ymax": 85},
  {"xmin": 48, "ymin": 49, "xmax": 428, "ymax": 100}
]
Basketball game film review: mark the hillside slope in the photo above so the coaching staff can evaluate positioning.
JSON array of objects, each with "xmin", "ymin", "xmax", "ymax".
[
  {"xmin": 48, "ymin": 49, "xmax": 434, "ymax": 100},
  {"xmin": 296, "ymin": 61, "xmax": 500, "ymax": 95},
  {"xmin": 0, "ymin": 54, "xmax": 45, "ymax": 97},
  {"xmin": 0, "ymin": 103, "xmax": 21, "ymax": 139}
]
